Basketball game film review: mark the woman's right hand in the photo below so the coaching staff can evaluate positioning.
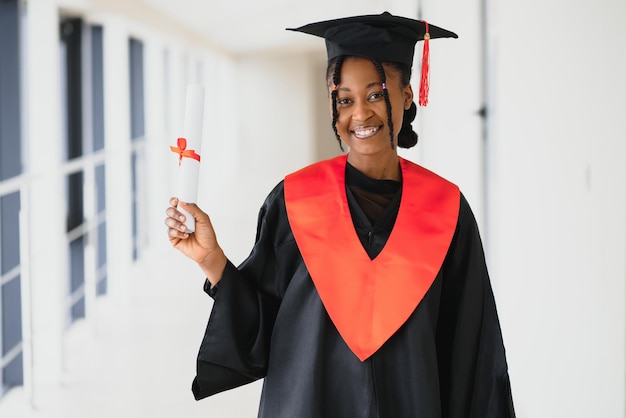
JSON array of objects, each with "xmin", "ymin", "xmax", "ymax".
[{"xmin": 165, "ymin": 197, "xmax": 227, "ymax": 285}]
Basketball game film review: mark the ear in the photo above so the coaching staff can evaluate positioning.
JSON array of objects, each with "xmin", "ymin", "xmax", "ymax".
[{"xmin": 403, "ymin": 84, "xmax": 414, "ymax": 110}]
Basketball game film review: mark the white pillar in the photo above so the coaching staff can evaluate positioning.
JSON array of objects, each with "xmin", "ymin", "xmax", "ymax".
[
  {"xmin": 24, "ymin": 0, "xmax": 66, "ymax": 404},
  {"xmin": 101, "ymin": 15, "xmax": 133, "ymax": 304}
]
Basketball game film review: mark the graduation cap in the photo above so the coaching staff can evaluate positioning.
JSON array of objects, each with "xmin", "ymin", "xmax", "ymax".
[{"xmin": 287, "ymin": 11, "xmax": 458, "ymax": 106}]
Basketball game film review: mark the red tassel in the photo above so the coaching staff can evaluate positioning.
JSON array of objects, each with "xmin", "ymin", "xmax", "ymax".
[{"xmin": 419, "ymin": 21, "xmax": 430, "ymax": 107}]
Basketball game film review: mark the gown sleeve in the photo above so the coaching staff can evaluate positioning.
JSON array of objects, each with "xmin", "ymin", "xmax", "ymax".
[
  {"xmin": 436, "ymin": 194, "xmax": 516, "ymax": 418},
  {"xmin": 191, "ymin": 184, "xmax": 285, "ymax": 400}
]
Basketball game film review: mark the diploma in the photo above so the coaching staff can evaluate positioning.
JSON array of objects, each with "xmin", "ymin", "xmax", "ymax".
[{"xmin": 171, "ymin": 84, "xmax": 205, "ymax": 233}]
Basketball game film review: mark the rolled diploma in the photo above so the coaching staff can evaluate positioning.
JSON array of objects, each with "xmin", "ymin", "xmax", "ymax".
[{"xmin": 177, "ymin": 84, "xmax": 205, "ymax": 233}]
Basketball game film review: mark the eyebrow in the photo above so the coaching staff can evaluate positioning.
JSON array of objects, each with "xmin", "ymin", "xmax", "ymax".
[{"xmin": 337, "ymin": 81, "xmax": 382, "ymax": 92}]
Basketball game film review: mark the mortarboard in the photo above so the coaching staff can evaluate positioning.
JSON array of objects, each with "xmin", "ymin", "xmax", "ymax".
[{"xmin": 287, "ymin": 11, "xmax": 458, "ymax": 106}]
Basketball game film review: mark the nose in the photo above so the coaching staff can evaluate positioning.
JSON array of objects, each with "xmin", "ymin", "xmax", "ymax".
[{"xmin": 351, "ymin": 99, "xmax": 373, "ymax": 122}]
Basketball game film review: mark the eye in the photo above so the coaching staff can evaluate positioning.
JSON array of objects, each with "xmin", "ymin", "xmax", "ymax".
[
  {"xmin": 336, "ymin": 97, "xmax": 352, "ymax": 106},
  {"xmin": 368, "ymin": 92, "xmax": 384, "ymax": 101}
]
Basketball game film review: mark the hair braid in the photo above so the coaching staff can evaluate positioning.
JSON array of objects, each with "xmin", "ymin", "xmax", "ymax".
[{"xmin": 330, "ymin": 56, "xmax": 345, "ymax": 151}]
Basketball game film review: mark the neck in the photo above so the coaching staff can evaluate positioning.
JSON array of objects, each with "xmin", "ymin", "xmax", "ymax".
[{"xmin": 346, "ymin": 152, "xmax": 401, "ymax": 181}]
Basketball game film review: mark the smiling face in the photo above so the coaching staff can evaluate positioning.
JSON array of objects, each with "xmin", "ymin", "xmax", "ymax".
[{"xmin": 329, "ymin": 57, "xmax": 413, "ymax": 170}]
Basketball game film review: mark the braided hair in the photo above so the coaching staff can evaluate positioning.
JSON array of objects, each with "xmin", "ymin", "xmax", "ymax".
[
  {"xmin": 329, "ymin": 55, "xmax": 345, "ymax": 151},
  {"xmin": 326, "ymin": 57, "xmax": 419, "ymax": 150}
]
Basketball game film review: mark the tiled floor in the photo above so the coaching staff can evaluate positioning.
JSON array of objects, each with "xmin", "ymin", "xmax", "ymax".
[{"xmin": 0, "ymin": 245, "xmax": 262, "ymax": 418}]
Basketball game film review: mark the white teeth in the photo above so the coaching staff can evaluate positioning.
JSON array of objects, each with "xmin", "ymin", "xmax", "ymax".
[{"xmin": 352, "ymin": 126, "xmax": 379, "ymax": 138}]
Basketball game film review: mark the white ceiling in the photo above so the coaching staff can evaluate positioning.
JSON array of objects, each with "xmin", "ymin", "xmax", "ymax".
[{"xmin": 140, "ymin": 0, "xmax": 411, "ymax": 55}]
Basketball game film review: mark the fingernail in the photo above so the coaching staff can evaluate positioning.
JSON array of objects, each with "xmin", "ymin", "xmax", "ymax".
[{"xmin": 179, "ymin": 215, "xmax": 185, "ymax": 221}]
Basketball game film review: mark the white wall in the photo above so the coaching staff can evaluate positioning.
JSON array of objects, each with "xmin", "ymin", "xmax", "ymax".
[
  {"xmin": 196, "ymin": 51, "xmax": 323, "ymax": 264},
  {"xmin": 485, "ymin": 0, "xmax": 626, "ymax": 417}
]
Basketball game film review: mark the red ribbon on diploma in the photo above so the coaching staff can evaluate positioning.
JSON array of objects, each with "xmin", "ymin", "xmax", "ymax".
[{"xmin": 170, "ymin": 137, "xmax": 201, "ymax": 166}]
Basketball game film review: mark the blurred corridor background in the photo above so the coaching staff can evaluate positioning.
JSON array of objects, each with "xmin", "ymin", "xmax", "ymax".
[{"xmin": 0, "ymin": 0, "xmax": 625, "ymax": 416}]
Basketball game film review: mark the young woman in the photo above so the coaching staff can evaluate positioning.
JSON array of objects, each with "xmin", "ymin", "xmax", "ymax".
[{"xmin": 165, "ymin": 12, "xmax": 515, "ymax": 418}]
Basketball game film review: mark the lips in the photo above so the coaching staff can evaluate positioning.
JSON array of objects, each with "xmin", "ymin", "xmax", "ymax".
[{"xmin": 351, "ymin": 125, "xmax": 382, "ymax": 139}]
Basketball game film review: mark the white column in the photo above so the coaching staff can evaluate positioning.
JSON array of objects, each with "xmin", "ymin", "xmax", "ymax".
[
  {"xmin": 143, "ymin": 35, "xmax": 171, "ymax": 253},
  {"xmin": 101, "ymin": 15, "xmax": 133, "ymax": 304},
  {"xmin": 23, "ymin": 0, "xmax": 66, "ymax": 404}
]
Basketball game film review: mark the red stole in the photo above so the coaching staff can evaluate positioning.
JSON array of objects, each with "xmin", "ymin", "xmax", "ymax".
[{"xmin": 284, "ymin": 155, "xmax": 460, "ymax": 361}]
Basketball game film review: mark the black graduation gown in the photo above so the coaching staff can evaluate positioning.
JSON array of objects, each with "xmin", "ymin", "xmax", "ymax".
[{"xmin": 191, "ymin": 166, "xmax": 515, "ymax": 418}]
